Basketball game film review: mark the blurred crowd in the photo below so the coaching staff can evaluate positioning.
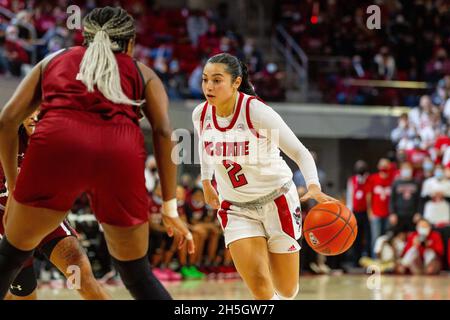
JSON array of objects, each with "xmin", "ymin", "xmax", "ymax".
[
  {"xmin": 344, "ymin": 89, "xmax": 450, "ymax": 274},
  {"xmin": 276, "ymin": 0, "xmax": 450, "ymax": 106},
  {"xmin": 0, "ymin": 0, "xmax": 286, "ymax": 101}
]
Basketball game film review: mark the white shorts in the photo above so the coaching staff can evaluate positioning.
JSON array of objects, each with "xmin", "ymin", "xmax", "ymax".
[{"xmin": 217, "ymin": 183, "xmax": 302, "ymax": 254}]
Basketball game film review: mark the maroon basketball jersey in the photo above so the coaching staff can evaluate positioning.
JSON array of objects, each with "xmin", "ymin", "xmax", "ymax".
[{"xmin": 39, "ymin": 46, "xmax": 145, "ymax": 123}]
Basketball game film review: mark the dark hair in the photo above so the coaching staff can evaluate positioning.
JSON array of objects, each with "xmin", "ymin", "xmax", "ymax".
[
  {"xmin": 206, "ymin": 53, "xmax": 257, "ymax": 96},
  {"xmin": 82, "ymin": 6, "xmax": 136, "ymax": 52}
]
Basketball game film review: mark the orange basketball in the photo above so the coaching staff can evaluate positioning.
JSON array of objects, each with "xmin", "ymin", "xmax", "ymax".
[{"xmin": 303, "ymin": 202, "xmax": 357, "ymax": 256}]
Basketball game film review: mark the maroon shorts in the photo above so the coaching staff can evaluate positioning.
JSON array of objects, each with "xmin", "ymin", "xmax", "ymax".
[{"xmin": 13, "ymin": 109, "xmax": 149, "ymax": 227}]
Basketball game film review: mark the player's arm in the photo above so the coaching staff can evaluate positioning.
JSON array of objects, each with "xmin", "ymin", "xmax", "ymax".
[
  {"xmin": 249, "ymin": 100, "xmax": 336, "ymax": 203},
  {"xmin": 0, "ymin": 63, "xmax": 42, "ymax": 191},
  {"xmin": 137, "ymin": 62, "xmax": 194, "ymax": 253},
  {"xmin": 0, "ymin": 49, "xmax": 65, "ymax": 191},
  {"xmin": 192, "ymin": 106, "xmax": 219, "ymax": 209}
]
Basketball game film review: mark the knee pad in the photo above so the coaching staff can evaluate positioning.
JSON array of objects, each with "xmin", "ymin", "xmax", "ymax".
[
  {"xmin": 0, "ymin": 237, "xmax": 34, "ymax": 299},
  {"xmin": 112, "ymin": 255, "xmax": 172, "ymax": 300},
  {"xmin": 10, "ymin": 264, "xmax": 37, "ymax": 297},
  {"xmin": 276, "ymin": 284, "xmax": 299, "ymax": 300}
]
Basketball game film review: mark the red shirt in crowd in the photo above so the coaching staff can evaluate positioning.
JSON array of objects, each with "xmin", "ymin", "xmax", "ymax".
[
  {"xmin": 366, "ymin": 172, "xmax": 393, "ymax": 218},
  {"xmin": 402, "ymin": 231, "xmax": 444, "ymax": 258},
  {"xmin": 347, "ymin": 174, "xmax": 369, "ymax": 212}
]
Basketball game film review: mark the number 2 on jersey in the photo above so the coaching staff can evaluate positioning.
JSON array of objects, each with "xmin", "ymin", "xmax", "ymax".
[{"xmin": 223, "ymin": 160, "xmax": 248, "ymax": 188}]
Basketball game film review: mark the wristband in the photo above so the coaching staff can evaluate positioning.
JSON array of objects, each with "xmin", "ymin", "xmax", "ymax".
[
  {"xmin": 185, "ymin": 232, "xmax": 193, "ymax": 241},
  {"xmin": 162, "ymin": 199, "xmax": 179, "ymax": 218}
]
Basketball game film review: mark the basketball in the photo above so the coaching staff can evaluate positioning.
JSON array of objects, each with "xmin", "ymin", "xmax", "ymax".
[{"xmin": 303, "ymin": 202, "xmax": 357, "ymax": 256}]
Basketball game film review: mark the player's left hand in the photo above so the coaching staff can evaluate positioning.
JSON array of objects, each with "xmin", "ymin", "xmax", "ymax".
[
  {"xmin": 162, "ymin": 215, "xmax": 195, "ymax": 254},
  {"xmin": 300, "ymin": 184, "xmax": 338, "ymax": 203}
]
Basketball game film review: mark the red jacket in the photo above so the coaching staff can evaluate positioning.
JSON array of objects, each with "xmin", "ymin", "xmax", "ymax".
[
  {"xmin": 402, "ymin": 231, "xmax": 444, "ymax": 258},
  {"xmin": 347, "ymin": 174, "xmax": 369, "ymax": 212}
]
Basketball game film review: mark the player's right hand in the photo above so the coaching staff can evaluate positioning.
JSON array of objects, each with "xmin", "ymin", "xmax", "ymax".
[
  {"xmin": 203, "ymin": 183, "xmax": 220, "ymax": 210},
  {"xmin": 162, "ymin": 215, "xmax": 195, "ymax": 254}
]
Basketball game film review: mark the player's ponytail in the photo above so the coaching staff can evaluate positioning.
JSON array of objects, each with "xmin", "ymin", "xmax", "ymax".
[
  {"xmin": 207, "ymin": 53, "xmax": 257, "ymax": 96},
  {"xmin": 78, "ymin": 7, "xmax": 143, "ymax": 106},
  {"xmin": 237, "ymin": 60, "xmax": 256, "ymax": 96}
]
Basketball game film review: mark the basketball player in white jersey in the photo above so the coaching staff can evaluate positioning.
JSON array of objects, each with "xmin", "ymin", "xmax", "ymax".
[{"xmin": 192, "ymin": 53, "xmax": 336, "ymax": 300}]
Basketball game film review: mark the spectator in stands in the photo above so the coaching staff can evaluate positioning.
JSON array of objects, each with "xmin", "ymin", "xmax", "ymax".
[
  {"xmin": 409, "ymin": 95, "xmax": 436, "ymax": 131},
  {"xmin": 431, "ymin": 75, "xmax": 450, "ymax": 107},
  {"xmin": 148, "ymin": 183, "xmax": 183, "ymax": 281},
  {"xmin": 366, "ymin": 158, "xmax": 394, "ymax": 257},
  {"xmin": 443, "ymin": 147, "xmax": 450, "ymax": 167},
  {"xmin": 421, "ymin": 164, "xmax": 450, "ymax": 225},
  {"xmin": 187, "ymin": 9, "xmax": 208, "ymax": 47},
  {"xmin": 425, "ymin": 48, "xmax": 450, "ymax": 83},
  {"xmin": 391, "ymin": 113, "xmax": 416, "ymax": 145},
  {"xmin": 188, "ymin": 61, "xmax": 204, "ymax": 99},
  {"xmin": 422, "ymin": 156, "xmax": 435, "ymax": 180},
  {"xmin": 359, "ymin": 227, "xmax": 407, "ymax": 274},
  {"xmin": 434, "ymin": 126, "xmax": 450, "ymax": 164},
  {"xmin": 3, "ymin": 24, "xmax": 29, "ymax": 76},
  {"xmin": 405, "ymin": 136, "xmax": 430, "ymax": 179},
  {"xmin": 144, "ymin": 155, "xmax": 158, "ymax": 193},
  {"xmin": 346, "ymin": 160, "xmax": 371, "ymax": 266},
  {"xmin": 198, "ymin": 23, "xmax": 221, "ymax": 57},
  {"xmin": 252, "ymin": 62, "xmax": 286, "ymax": 101},
  {"xmin": 0, "ymin": 23, "xmax": 9, "ymax": 75},
  {"xmin": 242, "ymin": 37, "xmax": 263, "ymax": 74},
  {"xmin": 184, "ymin": 187, "xmax": 219, "ymax": 277},
  {"xmin": 389, "ymin": 161, "xmax": 421, "ymax": 232},
  {"xmin": 373, "ymin": 46, "xmax": 396, "ymax": 80},
  {"xmin": 398, "ymin": 218, "xmax": 444, "ymax": 275},
  {"xmin": 176, "ymin": 185, "xmax": 207, "ymax": 280}
]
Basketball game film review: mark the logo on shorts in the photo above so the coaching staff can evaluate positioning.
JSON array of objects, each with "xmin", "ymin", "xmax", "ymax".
[
  {"xmin": 288, "ymin": 245, "xmax": 297, "ymax": 252},
  {"xmin": 308, "ymin": 232, "xmax": 320, "ymax": 247},
  {"xmin": 293, "ymin": 207, "xmax": 302, "ymax": 226}
]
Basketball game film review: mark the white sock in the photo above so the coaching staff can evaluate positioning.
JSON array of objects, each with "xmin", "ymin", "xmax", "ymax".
[{"xmin": 276, "ymin": 284, "xmax": 299, "ymax": 300}]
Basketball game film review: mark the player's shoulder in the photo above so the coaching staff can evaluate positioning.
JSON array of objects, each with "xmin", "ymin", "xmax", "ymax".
[
  {"xmin": 247, "ymin": 96, "xmax": 275, "ymax": 114},
  {"xmin": 192, "ymin": 100, "xmax": 208, "ymax": 121}
]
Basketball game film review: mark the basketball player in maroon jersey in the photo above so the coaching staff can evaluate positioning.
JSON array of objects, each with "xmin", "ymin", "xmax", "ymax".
[
  {"xmin": 1, "ymin": 113, "xmax": 110, "ymax": 300},
  {"xmin": 0, "ymin": 7, "xmax": 193, "ymax": 299}
]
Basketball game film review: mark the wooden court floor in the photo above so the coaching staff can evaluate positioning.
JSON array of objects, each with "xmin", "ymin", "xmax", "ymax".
[{"xmin": 36, "ymin": 274, "xmax": 450, "ymax": 300}]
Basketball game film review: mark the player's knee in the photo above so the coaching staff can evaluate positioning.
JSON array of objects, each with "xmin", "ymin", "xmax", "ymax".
[
  {"xmin": 248, "ymin": 273, "xmax": 273, "ymax": 298},
  {"xmin": 112, "ymin": 255, "xmax": 172, "ymax": 300}
]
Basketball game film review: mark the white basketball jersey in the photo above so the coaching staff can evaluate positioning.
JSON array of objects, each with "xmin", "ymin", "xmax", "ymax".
[{"xmin": 194, "ymin": 92, "xmax": 292, "ymax": 202}]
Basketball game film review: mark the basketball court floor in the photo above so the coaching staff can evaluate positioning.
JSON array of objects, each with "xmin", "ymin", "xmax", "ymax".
[{"xmin": 37, "ymin": 274, "xmax": 450, "ymax": 300}]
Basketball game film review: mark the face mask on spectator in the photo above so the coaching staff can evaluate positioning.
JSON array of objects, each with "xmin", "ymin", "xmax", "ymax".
[
  {"xmin": 435, "ymin": 169, "xmax": 444, "ymax": 179},
  {"xmin": 417, "ymin": 226, "xmax": 430, "ymax": 237},
  {"xmin": 379, "ymin": 167, "xmax": 389, "ymax": 174},
  {"xmin": 191, "ymin": 200, "xmax": 205, "ymax": 208},
  {"xmin": 400, "ymin": 168, "xmax": 412, "ymax": 179},
  {"xmin": 413, "ymin": 139, "xmax": 421, "ymax": 149},
  {"xmin": 243, "ymin": 44, "xmax": 254, "ymax": 55},
  {"xmin": 177, "ymin": 200, "xmax": 185, "ymax": 207},
  {"xmin": 399, "ymin": 120, "xmax": 407, "ymax": 128},
  {"xmin": 423, "ymin": 161, "xmax": 434, "ymax": 172},
  {"xmin": 266, "ymin": 63, "xmax": 278, "ymax": 74}
]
